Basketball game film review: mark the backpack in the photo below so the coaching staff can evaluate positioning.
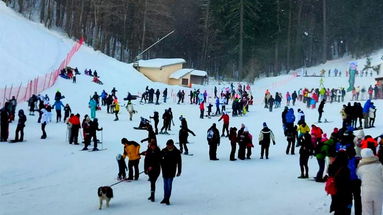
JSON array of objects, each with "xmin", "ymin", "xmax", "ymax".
[
  {"xmin": 325, "ymin": 176, "xmax": 337, "ymax": 195},
  {"xmin": 207, "ymin": 129, "xmax": 214, "ymax": 140}
]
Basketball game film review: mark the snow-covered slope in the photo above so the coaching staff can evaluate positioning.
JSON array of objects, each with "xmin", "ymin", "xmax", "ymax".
[{"xmin": 1, "ymin": 2, "xmax": 383, "ymax": 215}]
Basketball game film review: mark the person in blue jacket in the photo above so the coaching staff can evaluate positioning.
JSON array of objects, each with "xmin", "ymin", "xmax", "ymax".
[
  {"xmin": 285, "ymin": 108, "xmax": 295, "ymax": 131},
  {"xmin": 363, "ymin": 99, "xmax": 372, "ymax": 128},
  {"xmin": 101, "ymin": 90, "xmax": 107, "ymax": 106},
  {"xmin": 215, "ymin": 97, "xmax": 221, "ymax": 115},
  {"xmin": 52, "ymin": 100, "xmax": 64, "ymax": 122},
  {"xmin": 89, "ymin": 98, "xmax": 97, "ymax": 119}
]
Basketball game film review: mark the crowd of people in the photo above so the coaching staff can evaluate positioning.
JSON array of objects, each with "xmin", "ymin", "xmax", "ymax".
[{"xmin": 2, "ymin": 76, "xmax": 383, "ymax": 214}]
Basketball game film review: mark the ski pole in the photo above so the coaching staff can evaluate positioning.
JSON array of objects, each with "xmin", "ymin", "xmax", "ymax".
[{"xmin": 101, "ymin": 129, "xmax": 104, "ymax": 150}]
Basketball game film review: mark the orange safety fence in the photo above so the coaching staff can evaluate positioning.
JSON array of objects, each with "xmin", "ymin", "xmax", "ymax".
[{"xmin": 0, "ymin": 38, "xmax": 84, "ymax": 107}]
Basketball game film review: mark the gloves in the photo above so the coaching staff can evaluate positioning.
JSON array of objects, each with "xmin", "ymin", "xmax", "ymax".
[
  {"xmin": 273, "ymin": 141, "xmax": 276, "ymax": 145},
  {"xmin": 176, "ymin": 172, "xmax": 181, "ymax": 177}
]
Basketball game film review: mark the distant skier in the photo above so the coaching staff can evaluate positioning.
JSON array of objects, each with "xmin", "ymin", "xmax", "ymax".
[{"xmin": 318, "ymin": 99, "xmax": 325, "ymax": 123}]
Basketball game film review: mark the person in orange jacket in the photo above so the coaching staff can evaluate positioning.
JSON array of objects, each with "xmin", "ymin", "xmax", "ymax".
[
  {"xmin": 122, "ymin": 138, "xmax": 141, "ymax": 180},
  {"xmin": 361, "ymin": 135, "xmax": 378, "ymax": 154}
]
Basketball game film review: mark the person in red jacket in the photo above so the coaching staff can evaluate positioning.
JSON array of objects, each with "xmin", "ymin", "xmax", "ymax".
[
  {"xmin": 68, "ymin": 113, "xmax": 81, "ymax": 145},
  {"xmin": 361, "ymin": 135, "xmax": 378, "ymax": 154},
  {"xmin": 218, "ymin": 111, "xmax": 230, "ymax": 137},
  {"xmin": 199, "ymin": 102, "xmax": 205, "ymax": 119},
  {"xmin": 311, "ymin": 125, "xmax": 323, "ymax": 146}
]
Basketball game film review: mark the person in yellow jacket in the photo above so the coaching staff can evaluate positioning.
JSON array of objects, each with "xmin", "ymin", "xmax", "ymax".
[
  {"xmin": 297, "ymin": 122, "xmax": 310, "ymax": 146},
  {"xmin": 121, "ymin": 138, "xmax": 141, "ymax": 180},
  {"xmin": 113, "ymin": 99, "xmax": 120, "ymax": 121}
]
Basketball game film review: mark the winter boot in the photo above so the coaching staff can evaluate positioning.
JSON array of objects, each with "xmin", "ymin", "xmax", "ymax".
[{"xmin": 148, "ymin": 191, "xmax": 155, "ymax": 202}]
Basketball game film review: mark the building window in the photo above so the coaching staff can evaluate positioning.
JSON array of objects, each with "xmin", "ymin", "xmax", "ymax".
[{"xmin": 182, "ymin": 78, "xmax": 189, "ymax": 85}]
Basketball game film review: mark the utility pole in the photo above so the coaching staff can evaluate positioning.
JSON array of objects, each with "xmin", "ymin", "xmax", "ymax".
[{"xmin": 239, "ymin": 0, "xmax": 244, "ymax": 81}]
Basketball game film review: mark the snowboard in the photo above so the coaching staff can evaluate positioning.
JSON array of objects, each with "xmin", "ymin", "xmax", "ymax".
[
  {"xmin": 182, "ymin": 153, "xmax": 194, "ymax": 156},
  {"xmin": 158, "ymin": 132, "xmax": 174, "ymax": 135},
  {"xmin": 8, "ymin": 140, "xmax": 26, "ymax": 143},
  {"xmin": 88, "ymin": 148, "xmax": 107, "ymax": 152},
  {"xmin": 134, "ymin": 127, "xmax": 147, "ymax": 130}
]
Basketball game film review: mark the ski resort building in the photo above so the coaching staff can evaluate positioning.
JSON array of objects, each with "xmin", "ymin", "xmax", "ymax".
[
  {"xmin": 134, "ymin": 58, "xmax": 207, "ymax": 86},
  {"xmin": 169, "ymin": 68, "xmax": 207, "ymax": 86}
]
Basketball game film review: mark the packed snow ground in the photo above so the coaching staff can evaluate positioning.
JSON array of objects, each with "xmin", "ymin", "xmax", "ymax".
[{"xmin": 1, "ymin": 2, "xmax": 383, "ymax": 215}]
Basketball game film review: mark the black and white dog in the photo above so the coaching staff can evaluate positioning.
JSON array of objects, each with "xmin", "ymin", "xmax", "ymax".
[{"xmin": 97, "ymin": 186, "xmax": 113, "ymax": 210}]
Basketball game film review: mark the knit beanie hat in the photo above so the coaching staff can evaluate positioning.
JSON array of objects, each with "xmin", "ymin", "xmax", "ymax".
[{"xmin": 263, "ymin": 122, "xmax": 267, "ymax": 127}]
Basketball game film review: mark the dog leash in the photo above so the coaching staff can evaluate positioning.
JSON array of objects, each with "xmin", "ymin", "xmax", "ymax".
[{"xmin": 109, "ymin": 170, "xmax": 145, "ymax": 187}]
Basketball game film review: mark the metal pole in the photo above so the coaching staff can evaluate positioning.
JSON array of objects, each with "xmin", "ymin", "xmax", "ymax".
[{"xmin": 135, "ymin": 30, "xmax": 175, "ymax": 60}]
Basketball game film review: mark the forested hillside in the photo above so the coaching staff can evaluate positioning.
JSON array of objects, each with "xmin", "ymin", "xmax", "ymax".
[{"xmin": 3, "ymin": 0, "xmax": 383, "ymax": 80}]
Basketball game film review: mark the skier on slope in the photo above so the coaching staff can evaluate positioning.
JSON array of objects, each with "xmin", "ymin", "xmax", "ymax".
[
  {"xmin": 318, "ymin": 99, "xmax": 325, "ymax": 123},
  {"xmin": 178, "ymin": 116, "xmax": 195, "ymax": 155}
]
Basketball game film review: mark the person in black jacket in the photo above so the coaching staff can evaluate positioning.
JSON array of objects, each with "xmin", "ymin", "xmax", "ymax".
[
  {"xmin": 229, "ymin": 127, "xmax": 238, "ymax": 161},
  {"xmin": 237, "ymin": 124, "xmax": 246, "ymax": 160},
  {"xmin": 163, "ymin": 88, "xmax": 168, "ymax": 103},
  {"xmin": 328, "ymin": 151, "xmax": 352, "ymax": 215},
  {"xmin": 144, "ymin": 139, "xmax": 162, "ymax": 202},
  {"xmin": 318, "ymin": 99, "xmax": 325, "ymax": 123},
  {"xmin": 63, "ymin": 104, "xmax": 71, "ymax": 122},
  {"xmin": 13, "ymin": 109, "xmax": 27, "ymax": 142},
  {"xmin": 167, "ymin": 108, "xmax": 174, "ymax": 131},
  {"xmin": 90, "ymin": 118, "xmax": 103, "ymax": 151},
  {"xmin": 106, "ymin": 95, "xmax": 113, "ymax": 114},
  {"xmin": 141, "ymin": 124, "xmax": 157, "ymax": 144},
  {"xmin": 285, "ymin": 125, "xmax": 297, "ymax": 155},
  {"xmin": 298, "ymin": 133, "xmax": 312, "ymax": 178},
  {"xmin": 207, "ymin": 123, "xmax": 220, "ymax": 160},
  {"xmin": 178, "ymin": 117, "xmax": 195, "ymax": 155},
  {"xmin": 155, "ymin": 89, "xmax": 160, "ymax": 105},
  {"xmin": 0, "ymin": 107, "xmax": 9, "ymax": 142},
  {"xmin": 160, "ymin": 139, "xmax": 182, "ymax": 205},
  {"xmin": 150, "ymin": 111, "xmax": 159, "ymax": 134},
  {"xmin": 160, "ymin": 110, "xmax": 170, "ymax": 134},
  {"xmin": 258, "ymin": 122, "xmax": 275, "ymax": 159}
]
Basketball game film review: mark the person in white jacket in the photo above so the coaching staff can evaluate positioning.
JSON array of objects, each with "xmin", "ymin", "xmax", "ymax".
[
  {"xmin": 41, "ymin": 106, "xmax": 52, "ymax": 139},
  {"xmin": 126, "ymin": 101, "xmax": 135, "ymax": 121},
  {"xmin": 357, "ymin": 148, "xmax": 383, "ymax": 215}
]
